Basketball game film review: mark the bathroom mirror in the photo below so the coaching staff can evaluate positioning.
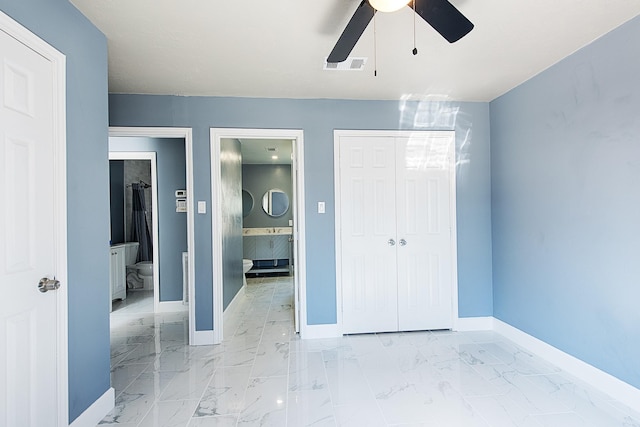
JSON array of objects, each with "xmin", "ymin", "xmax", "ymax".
[
  {"xmin": 262, "ymin": 188, "xmax": 289, "ymax": 217},
  {"xmin": 242, "ymin": 189, "xmax": 254, "ymax": 217}
]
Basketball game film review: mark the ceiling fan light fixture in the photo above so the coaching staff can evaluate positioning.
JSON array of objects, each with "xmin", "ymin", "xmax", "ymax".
[{"xmin": 368, "ymin": 0, "xmax": 409, "ymax": 13}]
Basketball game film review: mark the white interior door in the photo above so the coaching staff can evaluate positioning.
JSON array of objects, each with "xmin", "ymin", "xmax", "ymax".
[
  {"xmin": 396, "ymin": 135, "xmax": 453, "ymax": 331},
  {"xmin": 0, "ymin": 27, "xmax": 61, "ymax": 426},
  {"xmin": 339, "ymin": 136, "xmax": 398, "ymax": 334}
]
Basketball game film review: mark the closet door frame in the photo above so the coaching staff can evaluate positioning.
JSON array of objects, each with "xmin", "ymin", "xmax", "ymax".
[{"xmin": 334, "ymin": 130, "xmax": 459, "ymax": 334}]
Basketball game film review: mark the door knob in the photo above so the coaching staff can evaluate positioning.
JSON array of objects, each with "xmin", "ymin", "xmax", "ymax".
[
  {"xmin": 388, "ymin": 239, "xmax": 396, "ymax": 246},
  {"xmin": 399, "ymin": 239, "xmax": 407, "ymax": 246},
  {"xmin": 38, "ymin": 277, "xmax": 60, "ymax": 293}
]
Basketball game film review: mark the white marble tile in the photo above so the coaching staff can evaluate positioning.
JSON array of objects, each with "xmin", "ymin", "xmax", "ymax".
[
  {"xmin": 432, "ymin": 360, "xmax": 504, "ymax": 397},
  {"xmin": 287, "ymin": 389, "xmax": 336, "ymax": 426},
  {"xmin": 290, "ymin": 337, "xmax": 352, "ymax": 354},
  {"xmin": 111, "ymin": 362, "xmax": 149, "ymax": 397},
  {"xmin": 289, "ymin": 351, "xmax": 329, "ymax": 392},
  {"xmin": 187, "ymin": 415, "xmax": 238, "ymax": 426},
  {"xmin": 237, "ymin": 376, "xmax": 288, "ymax": 426},
  {"xmin": 194, "ymin": 365, "xmax": 252, "ymax": 416},
  {"xmin": 107, "ymin": 278, "xmax": 639, "ymax": 427},
  {"xmin": 261, "ymin": 320, "xmax": 293, "ymax": 343},
  {"xmin": 100, "ymin": 390, "xmax": 155, "ymax": 425},
  {"xmin": 159, "ymin": 358, "xmax": 217, "ymax": 401},
  {"xmin": 138, "ymin": 399, "xmax": 199, "ymax": 427},
  {"xmin": 500, "ymin": 373, "xmax": 573, "ymax": 415},
  {"xmin": 123, "ymin": 370, "xmax": 176, "ymax": 399},
  {"xmin": 455, "ymin": 343, "xmax": 504, "ymax": 366},
  {"xmin": 324, "ymin": 357, "xmax": 375, "ymax": 405},
  {"xmin": 333, "ymin": 401, "xmax": 387, "ymax": 427},
  {"xmin": 523, "ymin": 373, "xmax": 640, "ymax": 426},
  {"xmin": 466, "ymin": 394, "xmax": 544, "ymax": 427},
  {"xmin": 251, "ymin": 341, "xmax": 289, "ymax": 377},
  {"xmin": 530, "ymin": 412, "xmax": 591, "ymax": 427}
]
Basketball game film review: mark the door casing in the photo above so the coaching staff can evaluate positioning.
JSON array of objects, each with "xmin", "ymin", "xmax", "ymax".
[
  {"xmin": 109, "ymin": 127, "xmax": 196, "ymax": 344},
  {"xmin": 210, "ymin": 128, "xmax": 306, "ymax": 343}
]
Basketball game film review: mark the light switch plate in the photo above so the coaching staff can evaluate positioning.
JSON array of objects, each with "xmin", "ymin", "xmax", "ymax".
[
  {"xmin": 318, "ymin": 201, "xmax": 325, "ymax": 214},
  {"xmin": 198, "ymin": 201, "xmax": 206, "ymax": 214}
]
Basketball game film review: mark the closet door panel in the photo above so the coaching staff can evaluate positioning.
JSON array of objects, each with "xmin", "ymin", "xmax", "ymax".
[
  {"xmin": 339, "ymin": 136, "xmax": 398, "ymax": 334},
  {"xmin": 396, "ymin": 136, "xmax": 453, "ymax": 331}
]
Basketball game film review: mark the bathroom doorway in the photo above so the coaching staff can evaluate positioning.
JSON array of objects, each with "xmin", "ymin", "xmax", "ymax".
[
  {"xmin": 108, "ymin": 127, "xmax": 197, "ymax": 344},
  {"xmin": 211, "ymin": 128, "xmax": 307, "ymax": 343},
  {"xmin": 108, "ymin": 152, "xmax": 158, "ymax": 313}
]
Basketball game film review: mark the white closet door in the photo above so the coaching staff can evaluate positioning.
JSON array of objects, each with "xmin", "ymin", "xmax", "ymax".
[
  {"xmin": 339, "ymin": 136, "xmax": 398, "ymax": 334},
  {"xmin": 396, "ymin": 135, "xmax": 453, "ymax": 331}
]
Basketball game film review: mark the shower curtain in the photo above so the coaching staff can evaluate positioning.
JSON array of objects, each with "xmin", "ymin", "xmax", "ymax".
[{"xmin": 131, "ymin": 183, "xmax": 153, "ymax": 262}]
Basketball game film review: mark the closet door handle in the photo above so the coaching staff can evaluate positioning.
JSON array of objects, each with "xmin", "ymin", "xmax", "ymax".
[
  {"xmin": 399, "ymin": 239, "xmax": 407, "ymax": 246},
  {"xmin": 388, "ymin": 239, "xmax": 396, "ymax": 246}
]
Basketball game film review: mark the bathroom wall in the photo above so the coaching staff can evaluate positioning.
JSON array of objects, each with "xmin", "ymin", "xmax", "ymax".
[
  {"xmin": 109, "ymin": 137, "xmax": 188, "ymax": 302},
  {"xmin": 109, "ymin": 160, "xmax": 125, "ymax": 244},
  {"xmin": 242, "ymin": 164, "xmax": 293, "ymax": 228},
  {"xmin": 220, "ymin": 139, "xmax": 243, "ymax": 309}
]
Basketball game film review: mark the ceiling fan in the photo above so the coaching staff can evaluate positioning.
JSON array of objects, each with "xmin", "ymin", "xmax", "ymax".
[{"xmin": 327, "ymin": 0, "xmax": 474, "ymax": 63}]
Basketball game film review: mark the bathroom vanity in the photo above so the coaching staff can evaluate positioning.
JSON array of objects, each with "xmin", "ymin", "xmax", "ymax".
[
  {"xmin": 109, "ymin": 244, "xmax": 127, "ymax": 311},
  {"xmin": 242, "ymin": 227, "xmax": 292, "ymax": 274}
]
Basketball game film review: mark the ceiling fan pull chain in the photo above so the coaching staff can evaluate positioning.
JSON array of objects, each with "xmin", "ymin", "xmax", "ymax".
[
  {"xmin": 374, "ymin": 13, "xmax": 378, "ymax": 76},
  {"xmin": 412, "ymin": 0, "xmax": 418, "ymax": 55}
]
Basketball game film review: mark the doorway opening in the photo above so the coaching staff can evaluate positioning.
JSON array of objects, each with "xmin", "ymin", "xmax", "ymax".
[
  {"xmin": 108, "ymin": 127, "xmax": 196, "ymax": 344},
  {"xmin": 108, "ymin": 152, "xmax": 159, "ymax": 314},
  {"xmin": 211, "ymin": 128, "xmax": 307, "ymax": 343}
]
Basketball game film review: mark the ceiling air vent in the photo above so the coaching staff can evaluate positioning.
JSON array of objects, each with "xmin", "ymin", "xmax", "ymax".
[{"xmin": 323, "ymin": 57, "xmax": 367, "ymax": 71}]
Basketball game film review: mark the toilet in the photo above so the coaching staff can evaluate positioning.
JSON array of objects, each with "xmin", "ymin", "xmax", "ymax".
[
  {"xmin": 123, "ymin": 241, "xmax": 153, "ymax": 290},
  {"xmin": 127, "ymin": 261, "xmax": 154, "ymax": 290},
  {"xmin": 127, "ymin": 261, "xmax": 153, "ymax": 290},
  {"xmin": 242, "ymin": 259, "xmax": 253, "ymax": 287}
]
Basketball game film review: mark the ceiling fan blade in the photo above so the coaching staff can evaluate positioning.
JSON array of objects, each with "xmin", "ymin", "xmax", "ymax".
[
  {"xmin": 327, "ymin": 0, "xmax": 376, "ymax": 63},
  {"xmin": 414, "ymin": 0, "xmax": 473, "ymax": 43}
]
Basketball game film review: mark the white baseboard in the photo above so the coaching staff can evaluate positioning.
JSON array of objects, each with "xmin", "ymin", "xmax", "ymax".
[
  {"xmin": 157, "ymin": 300, "xmax": 188, "ymax": 313},
  {"xmin": 69, "ymin": 387, "xmax": 114, "ymax": 427},
  {"xmin": 493, "ymin": 318, "xmax": 640, "ymax": 414},
  {"xmin": 302, "ymin": 323, "xmax": 340, "ymax": 339},
  {"xmin": 191, "ymin": 329, "xmax": 215, "ymax": 346},
  {"xmin": 455, "ymin": 316, "xmax": 494, "ymax": 331}
]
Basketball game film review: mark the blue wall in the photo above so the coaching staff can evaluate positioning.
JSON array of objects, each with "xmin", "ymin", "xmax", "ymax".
[
  {"xmin": 109, "ymin": 97, "xmax": 494, "ymax": 328},
  {"xmin": 109, "ymin": 137, "xmax": 188, "ymax": 301},
  {"xmin": 491, "ymin": 16, "xmax": 640, "ymax": 388},
  {"xmin": 220, "ymin": 139, "xmax": 244, "ymax": 309},
  {"xmin": 0, "ymin": 0, "xmax": 110, "ymax": 422}
]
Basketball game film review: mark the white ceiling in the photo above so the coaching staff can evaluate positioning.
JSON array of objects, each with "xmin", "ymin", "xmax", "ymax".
[
  {"xmin": 238, "ymin": 139, "xmax": 293, "ymax": 165},
  {"xmin": 70, "ymin": 0, "xmax": 640, "ymax": 102}
]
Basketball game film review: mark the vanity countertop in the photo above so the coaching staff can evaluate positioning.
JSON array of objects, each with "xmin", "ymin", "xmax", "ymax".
[{"xmin": 243, "ymin": 227, "xmax": 292, "ymax": 236}]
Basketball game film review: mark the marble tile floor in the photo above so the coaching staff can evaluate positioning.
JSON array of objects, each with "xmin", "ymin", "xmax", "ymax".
[{"xmin": 102, "ymin": 277, "xmax": 640, "ymax": 427}]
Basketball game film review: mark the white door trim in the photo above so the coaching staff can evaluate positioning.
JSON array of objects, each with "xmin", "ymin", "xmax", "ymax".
[
  {"xmin": 333, "ymin": 129, "xmax": 459, "ymax": 335},
  {"xmin": 108, "ymin": 151, "xmax": 159, "ymax": 310},
  {"xmin": 108, "ymin": 127, "xmax": 196, "ymax": 344},
  {"xmin": 210, "ymin": 128, "xmax": 306, "ymax": 344},
  {"xmin": 0, "ymin": 10, "xmax": 68, "ymax": 425}
]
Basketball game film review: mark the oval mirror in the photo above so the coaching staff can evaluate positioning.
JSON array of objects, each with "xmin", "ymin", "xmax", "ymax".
[
  {"xmin": 242, "ymin": 190, "xmax": 254, "ymax": 217},
  {"xmin": 262, "ymin": 188, "xmax": 289, "ymax": 217}
]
